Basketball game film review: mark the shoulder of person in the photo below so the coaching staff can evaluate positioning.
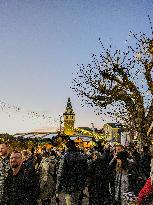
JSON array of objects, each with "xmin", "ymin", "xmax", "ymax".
[
  {"xmin": 7, "ymin": 168, "xmax": 13, "ymax": 176},
  {"xmin": 5, "ymin": 155, "xmax": 10, "ymax": 161},
  {"xmin": 127, "ymin": 158, "xmax": 135, "ymax": 164}
]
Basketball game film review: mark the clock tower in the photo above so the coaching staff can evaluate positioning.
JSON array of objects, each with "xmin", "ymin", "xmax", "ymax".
[{"xmin": 63, "ymin": 98, "xmax": 75, "ymax": 135}]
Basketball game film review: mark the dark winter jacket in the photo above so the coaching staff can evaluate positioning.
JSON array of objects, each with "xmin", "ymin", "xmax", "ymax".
[
  {"xmin": 56, "ymin": 150, "xmax": 88, "ymax": 194},
  {"xmin": 38, "ymin": 156, "xmax": 57, "ymax": 200},
  {"xmin": 139, "ymin": 153, "xmax": 151, "ymax": 180},
  {"xmin": 88, "ymin": 156, "xmax": 111, "ymax": 205},
  {"xmin": 2, "ymin": 165, "xmax": 39, "ymax": 205},
  {"xmin": 0, "ymin": 155, "xmax": 10, "ymax": 203}
]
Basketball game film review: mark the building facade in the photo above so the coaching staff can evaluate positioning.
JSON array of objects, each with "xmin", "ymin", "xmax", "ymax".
[{"xmin": 103, "ymin": 123, "xmax": 129, "ymax": 144}]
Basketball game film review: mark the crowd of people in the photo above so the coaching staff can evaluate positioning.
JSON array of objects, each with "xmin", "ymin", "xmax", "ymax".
[{"xmin": 0, "ymin": 139, "xmax": 153, "ymax": 205}]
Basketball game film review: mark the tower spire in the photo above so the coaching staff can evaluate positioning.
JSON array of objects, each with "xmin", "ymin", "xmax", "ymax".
[
  {"xmin": 63, "ymin": 98, "xmax": 75, "ymax": 135},
  {"xmin": 65, "ymin": 97, "xmax": 74, "ymax": 114}
]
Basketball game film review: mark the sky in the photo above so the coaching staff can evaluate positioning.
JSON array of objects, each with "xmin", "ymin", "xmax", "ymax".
[{"xmin": 0, "ymin": 0, "xmax": 152, "ymax": 134}]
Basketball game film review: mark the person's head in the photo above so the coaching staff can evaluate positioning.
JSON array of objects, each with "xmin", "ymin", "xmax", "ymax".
[
  {"xmin": 10, "ymin": 151, "xmax": 22, "ymax": 169},
  {"xmin": 126, "ymin": 147, "xmax": 133, "ymax": 157},
  {"xmin": 115, "ymin": 145, "xmax": 124, "ymax": 154},
  {"xmin": 42, "ymin": 150, "xmax": 49, "ymax": 158},
  {"xmin": 50, "ymin": 150, "xmax": 56, "ymax": 157},
  {"xmin": 31, "ymin": 147, "xmax": 35, "ymax": 155},
  {"xmin": 91, "ymin": 151, "xmax": 102, "ymax": 161},
  {"xmin": 0, "ymin": 143, "xmax": 9, "ymax": 157},
  {"xmin": 142, "ymin": 146, "xmax": 150, "ymax": 154},
  {"xmin": 41, "ymin": 146, "xmax": 47, "ymax": 154},
  {"xmin": 65, "ymin": 140, "xmax": 77, "ymax": 151},
  {"xmin": 117, "ymin": 150, "xmax": 128, "ymax": 160},
  {"xmin": 104, "ymin": 144, "xmax": 110, "ymax": 153},
  {"xmin": 21, "ymin": 150, "xmax": 30, "ymax": 161},
  {"xmin": 116, "ymin": 151, "xmax": 129, "ymax": 170}
]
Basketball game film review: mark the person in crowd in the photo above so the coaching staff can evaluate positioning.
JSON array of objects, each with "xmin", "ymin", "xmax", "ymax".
[
  {"xmin": 0, "ymin": 142, "xmax": 10, "ymax": 204},
  {"xmin": 139, "ymin": 146, "xmax": 151, "ymax": 180},
  {"xmin": 35, "ymin": 152, "xmax": 42, "ymax": 170},
  {"xmin": 109, "ymin": 150, "xmax": 139, "ymax": 205},
  {"xmin": 21, "ymin": 149, "xmax": 31, "ymax": 161},
  {"xmin": 94, "ymin": 141, "xmax": 104, "ymax": 154},
  {"xmin": 103, "ymin": 144, "xmax": 114, "ymax": 163},
  {"xmin": 2, "ymin": 150, "xmax": 39, "ymax": 205},
  {"xmin": 115, "ymin": 144, "xmax": 124, "ymax": 154},
  {"xmin": 28, "ymin": 147, "xmax": 36, "ymax": 167},
  {"xmin": 37, "ymin": 150, "xmax": 57, "ymax": 205},
  {"xmin": 21, "ymin": 149, "xmax": 35, "ymax": 171},
  {"xmin": 88, "ymin": 151, "xmax": 111, "ymax": 205},
  {"xmin": 56, "ymin": 140, "xmax": 88, "ymax": 205},
  {"xmin": 138, "ymin": 177, "xmax": 153, "ymax": 205},
  {"xmin": 132, "ymin": 147, "xmax": 141, "ymax": 168},
  {"xmin": 109, "ymin": 144, "xmax": 125, "ymax": 201},
  {"xmin": 86, "ymin": 150, "xmax": 93, "ymax": 163},
  {"xmin": 137, "ymin": 148, "xmax": 153, "ymax": 205},
  {"xmin": 126, "ymin": 146, "xmax": 145, "ymax": 194}
]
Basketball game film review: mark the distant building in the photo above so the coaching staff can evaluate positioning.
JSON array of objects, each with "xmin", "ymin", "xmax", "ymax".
[
  {"xmin": 77, "ymin": 127, "xmax": 93, "ymax": 134},
  {"xmin": 77, "ymin": 127, "xmax": 92, "ymax": 131},
  {"xmin": 63, "ymin": 98, "xmax": 75, "ymax": 135},
  {"xmin": 103, "ymin": 123, "xmax": 128, "ymax": 144},
  {"xmin": 70, "ymin": 135, "xmax": 93, "ymax": 148}
]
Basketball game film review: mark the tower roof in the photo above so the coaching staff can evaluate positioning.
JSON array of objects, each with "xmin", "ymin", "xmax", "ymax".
[{"xmin": 63, "ymin": 97, "xmax": 75, "ymax": 115}]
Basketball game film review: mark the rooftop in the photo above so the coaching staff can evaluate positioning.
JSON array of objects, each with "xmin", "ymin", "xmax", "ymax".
[{"xmin": 106, "ymin": 123, "xmax": 124, "ymax": 129}]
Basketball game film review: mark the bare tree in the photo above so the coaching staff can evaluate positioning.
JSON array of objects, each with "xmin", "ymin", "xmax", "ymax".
[{"xmin": 72, "ymin": 19, "xmax": 153, "ymax": 144}]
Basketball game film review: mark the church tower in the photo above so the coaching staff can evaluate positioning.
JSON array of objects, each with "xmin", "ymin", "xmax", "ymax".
[{"xmin": 63, "ymin": 98, "xmax": 75, "ymax": 135}]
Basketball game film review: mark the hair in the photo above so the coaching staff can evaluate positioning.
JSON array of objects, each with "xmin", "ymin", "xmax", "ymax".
[
  {"xmin": 21, "ymin": 150, "xmax": 30, "ymax": 157},
  {"xmin": 66, "ymin": 140, "xmax": 77, "ymax": 151},
  {"xmin": 117, "ymin": 151, "xmax": 129, "ymax": 159},
  {"xmin": 143, "ymin": 146, "xmax": 150, "ymax": 153},
  {"xmin": 42, "ymin": 146, "xmax": 46, "ymax": 151},
  {"xmin": 31, "ymin": 147, "xmax": 35, "ymax": 155},
  {"xmin": 50, "ymin": 150, "xmax": 56, "ymax": 157},
  {"xmin": 115, "ymin": 144, "xmax": 124, "ymax": 149},
  {"xmin": 11, "ymin": 150, "xmax": 22, "ymax": 158},
  {"xmin": 116, "ymin": 151, "xmax": 129, "ymax": 170},
  {"xmin": 92, "ymin": 151, "xmax": 102, "ymax": 159},
  {"xmin": 0, "ymin": 142, "xmax": 9, "ymax": 146},
  {"xmin": 42, "ymin": 151, "xmax": 50, "ymax": 157}
]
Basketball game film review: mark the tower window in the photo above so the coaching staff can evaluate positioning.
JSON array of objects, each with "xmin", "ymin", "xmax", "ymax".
[{"xmin": 66, "ymin": 116, "xmax": 68, "ymax": 119}]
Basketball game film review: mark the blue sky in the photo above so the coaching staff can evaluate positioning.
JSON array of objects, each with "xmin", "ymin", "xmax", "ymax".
[{"xmin": 0, "ymin": 0, "xmax": 152, "ymax": 134}]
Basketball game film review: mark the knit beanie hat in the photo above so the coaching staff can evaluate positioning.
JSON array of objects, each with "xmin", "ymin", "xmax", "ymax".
[{"xmin": 117, "ymin": 151, "xmax": 129, "ymax": 160}]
